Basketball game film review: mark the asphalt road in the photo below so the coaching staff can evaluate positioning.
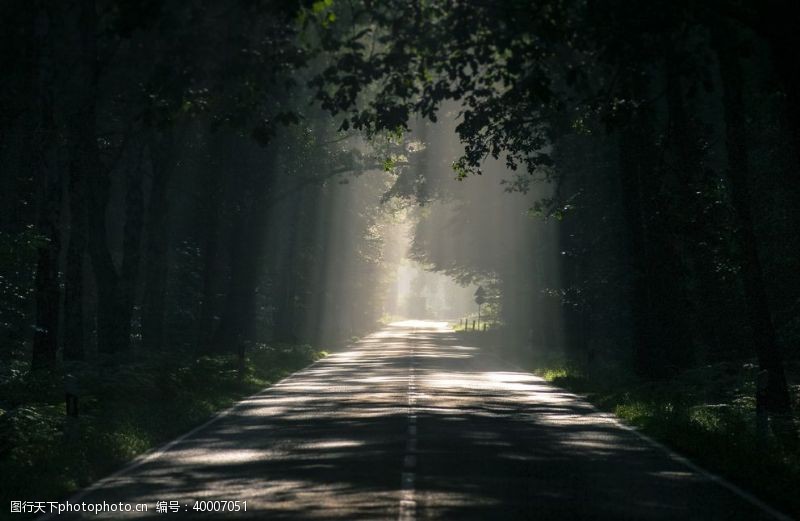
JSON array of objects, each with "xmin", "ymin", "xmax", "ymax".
[{"xmin": 41, "ymin": 320, "xmax": 789, "ymax": 520}]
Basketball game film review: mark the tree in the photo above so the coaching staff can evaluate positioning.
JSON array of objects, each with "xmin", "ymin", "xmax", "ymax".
[{"xmin": 310, "ymin": 0, "xmax": 797, "ymax": 416}]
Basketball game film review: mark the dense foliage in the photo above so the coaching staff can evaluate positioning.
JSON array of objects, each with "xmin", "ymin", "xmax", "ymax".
[
  {"xmin": 1, "ymin": 0, "xmax": 799, "ymax": 514},
  {"xmin": 309, "ymin": 0, "xmax": 800, "ymax": 415}
]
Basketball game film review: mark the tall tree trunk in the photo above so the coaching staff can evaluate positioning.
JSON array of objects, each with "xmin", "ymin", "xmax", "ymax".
[
  {"xmin": 31, "ymin": 162, "xmax": 61, "ymax": 369},
  {"xmin": 198, "ymin": 207, "xmax": 220, "ymax": 351},
  {"xmin": 212, "ymin": 207, "xmax": 267, "ymax": 352},
  {"xmin": 31, "ymin": 0, "xmax": 62, "ymax": 370},
  {"xmin": 118, "ymin": 150, "xmax": 146, "ymax": 351},
  {"xmin": 211, "ymin": 154, "xmax": 276, "ymax": 355},
  {"xmin": 87, "ymin": 164, "xmax": 125, "ymax": 355},
  {"xmin": 617, "ymin": 102, "xmax": 658, "ymax": 376},
  {"xmin": 141, "ymin": 131, "xmax": 175, "ymax": 351},
  {"xmin": 714, "ymin": 30, "xmax": 792, "ymax": 416},
  {"xmin": 272, "ymin": 191, "xmax": 303, "ymax": 344},
  {"xmin": 63, "ymin": 138, "xmax": 88, "ymax": 361},
  {"xmin": 308, "ymin": 186, "xmax": 331, "ymax": 345},
  {"xmin": 76, "ymin": 0, "xmax": 144, "ymax": 355},
  {"xmin": 662, "ymin": 54, "xmax": 721, "ymax": 360},
  {"xmin": 197, "ymin": 139, "xmax": 227, "ymax": 352},
  {"xmin": 618, "ymin": 66, "xmax": 699, "ymax": 377},
  {"xmin": 74, "ymin": 0, "xmax": 124, "ymax": 355},
  {"xmin": 88, "ymin": 153, "xmax": 145, "ymax": 356},
  {"xmin": 61, "ymin": 0, "xmax": 96, "ymax": 362}
]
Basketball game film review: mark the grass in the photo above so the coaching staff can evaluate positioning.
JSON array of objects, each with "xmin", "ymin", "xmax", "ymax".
[
  {"xmin": 527, "ymin": 354, "xmax": 800, "ymax": 518},
  {"xmin": 0, "ymin": 344, "xmax": 325, "ymax": 516},
  {"xmin": 450, "ymin": 319, "xmax": 498, "ymax": 333}
]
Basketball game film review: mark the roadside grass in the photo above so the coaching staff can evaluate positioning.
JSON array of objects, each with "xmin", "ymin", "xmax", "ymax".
[
  {"xmin": 449, "ymin": 320, "xmax": 498, "ymax": 333},
  {"xmin": 528, "ymin": 354, "xmax": 800, "ymax": 518},
  {"xmin": 0, "ymin": 344, "xmax": 325, "ymax": 514}
]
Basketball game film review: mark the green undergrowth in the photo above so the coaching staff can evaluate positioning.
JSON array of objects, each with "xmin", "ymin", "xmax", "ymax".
[
  {"xmin": 0, "ymin": 344, "xmax": 325, "ymax": 515},
  {"xmin": 450, "ymin": 320, "xmax": 500, "ymax": 335},
  {"xmin": 528, "ymin": 353, "xmax": 800, "ymax": 518}
]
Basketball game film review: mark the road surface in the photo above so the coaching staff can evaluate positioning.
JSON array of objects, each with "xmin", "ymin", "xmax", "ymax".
[{"xmin": 42, "ymin": 321, "xmax": 788, "ymax": 520}]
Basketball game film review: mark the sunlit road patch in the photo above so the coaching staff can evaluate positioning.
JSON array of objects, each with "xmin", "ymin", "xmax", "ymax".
[{"xmin": 42, "ymin": 321, "xmax": 784, "ymax": 520}]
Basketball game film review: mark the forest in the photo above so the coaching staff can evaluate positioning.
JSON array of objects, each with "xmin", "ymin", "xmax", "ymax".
[{"xmin": 1, "ymin": 0, "xmax": 799, "ymax": 519}]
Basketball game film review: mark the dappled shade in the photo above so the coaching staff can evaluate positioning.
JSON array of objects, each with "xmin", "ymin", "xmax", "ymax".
[{"xmin": 53, "ymin": 323, "xmax": 772, "ymax": 520}]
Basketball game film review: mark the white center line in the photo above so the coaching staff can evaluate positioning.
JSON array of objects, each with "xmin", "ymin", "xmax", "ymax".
[{"xmin": 399, "ymin": 341, "xmax": 418, "ymax": 521}]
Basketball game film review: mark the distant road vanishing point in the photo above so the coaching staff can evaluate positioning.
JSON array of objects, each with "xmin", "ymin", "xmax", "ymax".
[{"xmin": 41, "ymin": 321, "xmax": 789, "ymax": 520}]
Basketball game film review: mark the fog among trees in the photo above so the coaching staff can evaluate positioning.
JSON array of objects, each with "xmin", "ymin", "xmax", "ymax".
[{"xmin": 2, "ymin": 0, "xmax": 800, "ymax": 517}]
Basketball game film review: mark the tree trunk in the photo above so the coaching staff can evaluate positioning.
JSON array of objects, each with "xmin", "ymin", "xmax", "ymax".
[
  {"xmin": 83, "ymin": 111, "xmax": 126, "ymax": 356},
  {"xmin": 617, "ymin": 105, "xmax": 658, "ymax": 376},
  {"xmin": 30, "ymin": 1, "xmax": 61, "ymax": 370},
  {"xmin": 211, "ymin": 152, "xmax": 276, "ymax": 354},
  {"xmin": 197, "ymin": 138, "xmax": 227, "ymax": 352},
  {"xmin": 212, "ymin": 209, "xmax": 264, "ymax": 352},
  {"xmin": 141, "ymin": 131, "xmax": 175, "ymax": 351},
  {"xmin": 76, "ymin": 0, "xmax": 146, "ymax": 356},
  {"xmin": 198, "ymin": 206, "xmax": 220, "ymax": 351},
  {"xmin": 118, "ymin": 150, "xmax": 146, "ymax": 351},
  {"xmin": 272, "ymin": 191, "xmax": 304, "ymax": 344},
  {"xmin": 74, "ymin": 0, "xmax": 125, "ymax": 355},
  {"xmin": 62, "ymin": 0, "xmax": 97, "ymax": 360},
  {"xmin": 90, "ymin": 151, "xmax": 145, "ymax": 355},
  {"xmin": 308, "ymin": 187, "xmax": 331, "ymax": 345},
  {"xmin": 63, "ymin": 136, "xmax": 88, "ymax": 361},
  {"xmin": 662, "ymin": 53, "xmax": 720, "ymax": 362},
  {"xmin": 31, "ymin": 164, "xmax": 62, "ymax": 369},
  {"xmin": 714, "ymin": 30, "xmax": 792, "ymax": 416}
]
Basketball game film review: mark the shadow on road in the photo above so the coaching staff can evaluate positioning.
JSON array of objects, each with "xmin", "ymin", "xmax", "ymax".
[{"xmin": 51, "ymin": 322, "xmax": 778, "ymax": 520}]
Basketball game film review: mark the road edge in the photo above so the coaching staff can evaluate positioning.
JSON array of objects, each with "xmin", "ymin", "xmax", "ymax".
[
  {"xmin": 34, "ymin": 353, "xmax": 332, "ymax": 521},
  {"xmin": 481, "ymin": 349, "xmax": 794, "ymax": 521}
]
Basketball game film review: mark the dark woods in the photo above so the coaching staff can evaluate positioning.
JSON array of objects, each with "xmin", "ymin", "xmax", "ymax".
[
  {"xmin": 1, "ymin": 0, "xmax": 385, "ymax": 368},
  {"xmin": 312, "ymin": 0, "xmax": 800, "ymax": 422},
  {"xmin": 1, "ymin": 0, "xmax": 800, "ymax": 512}
]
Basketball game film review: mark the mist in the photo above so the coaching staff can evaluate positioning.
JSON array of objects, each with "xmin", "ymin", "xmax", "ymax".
[{"xmin": 2, "ymin": 1, "xmax": 799, "ymax": 518}]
